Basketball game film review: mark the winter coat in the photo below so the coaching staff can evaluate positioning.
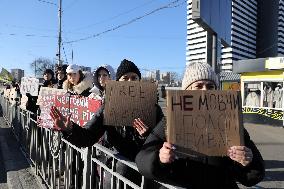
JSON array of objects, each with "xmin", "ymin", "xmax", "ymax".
[
  {"xmin": 62, "ymin": 104, "xmax": 164, "ymax": 161},
  {"xmin": 62, "ymin": 72, "xmax": 93, "ymax": 97},
  {"xmin": 42, "ymin": 79, "xmax": 57, "ymax": 88},
  {"xmin": 135, "ymin": 120, "xmax": 265, "ymax": 189},
  {"xmin": 56, "ymin": 79, "xmax": 66, "ymax": 89}
]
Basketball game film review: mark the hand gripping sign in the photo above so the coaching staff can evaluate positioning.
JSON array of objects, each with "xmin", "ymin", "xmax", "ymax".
[{"xmin": 166, "ymin": 90, "xmax": 244, "ymax": 157}]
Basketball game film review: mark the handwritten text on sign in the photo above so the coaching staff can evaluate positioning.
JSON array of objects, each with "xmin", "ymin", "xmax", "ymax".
[
  {"xmin": 167, "ymin": 90, "xmax": 244, "ymax": 156},
  {"xmin": 20, "ymin": 77, "xmax": 39, "ymax": 96},
  {"xmin": 104, "ymin": 81, "xmax": 157, "ymax": 127},
  {"xmin": 37, "ymin": 87, "xmax": 66, "ymax": 106},
  {"xmin": 55, "ymin": 95, "xmax": 101, "ymax": 127},
  {"xmin": 38, "ymin": 89, "xmax": 101, "ymax": 128},
  {"xmin": 37, "ymin": 87, "xmax": 66, "ymax": 128}
]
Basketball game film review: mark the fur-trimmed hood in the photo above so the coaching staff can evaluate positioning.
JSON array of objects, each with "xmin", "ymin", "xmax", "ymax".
[
  {"xmin": 63, "ymin": 72, "xmax": 93, "ymax": 96},
  {"xmin": 93, "ymin": 64, "xmax": 115, "ymax": 92}
]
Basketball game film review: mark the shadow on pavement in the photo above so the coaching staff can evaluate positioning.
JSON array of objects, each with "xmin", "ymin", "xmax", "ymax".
[
  {"xmin": 0, "ymin": 147, "xmax": 7, "ymax": 184},
  {"xmin": 0, "ymin": 124, "xmax": 31, "ymax": 176},
  {"xmin": 263, "ymin": 160, "xmax": 284, "ymax": 182}
]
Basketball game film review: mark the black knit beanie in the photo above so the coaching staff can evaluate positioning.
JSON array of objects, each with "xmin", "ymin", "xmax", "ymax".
[
  {"xmin": 116, "ymin": 59, "xmax": 141, "ymax": 81},
  {"xmin": 43, "ymin": 69, "xmax": 54, "ymax": 78}
]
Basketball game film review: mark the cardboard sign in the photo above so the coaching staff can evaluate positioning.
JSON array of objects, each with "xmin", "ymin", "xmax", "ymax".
[
  {"xmin": 37, "ymin": 87, "xmax": 66, "ymax": 128},
  {"xmin": 9, "ymin": 88, "xmax": 19, "ymax": 104},
  {"xmin": 39, "ymin": 94, "xmax": 57, "ymax": 128},
  {"xmin": 20, "ymin": 77, "xmax": 40, "ymax": 96},
  {"xmin": 55, "ymin": 95, "xmax": 101, "ymax": 127},
  {"xmin": 167, "ymin": 90, "xmax": 244, "ymax": 156},
  {"xmin": 104, "ymin": 81, "xmax": 157, "ymax": 127},
  {"xmin": 4, "ymin": 89, "xmax": 10, "ymax": 99},
  {"xmin": 20, "ymin": 95, "xmax": 29, "ymax": 110},
  {"xmin": 37, "ymin": 87, "xmax": 66, "ymax": 106},
  {"xmin": 37, "ymin": 87, "xmax": 101, "ymax": 128}
]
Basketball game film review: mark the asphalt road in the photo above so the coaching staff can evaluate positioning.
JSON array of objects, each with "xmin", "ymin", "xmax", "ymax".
[
  {"xmin": 0, "ymin": 95, "xmax": 283, "ymax": 188},
  {"xmin": 158, "ymin": 96, "xmax": 284, "ymax": 188},
  {"xmin": 241, "ymin": 123, "xmax": 284, "ymax": 189}
]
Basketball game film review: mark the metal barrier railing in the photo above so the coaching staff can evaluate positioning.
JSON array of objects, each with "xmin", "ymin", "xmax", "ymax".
[{"xmin": 0, "ymin": 95, "xmax": 181, "ymax": 189}]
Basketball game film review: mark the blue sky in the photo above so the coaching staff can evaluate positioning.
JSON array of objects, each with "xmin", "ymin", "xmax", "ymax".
[{"xmin": 0, "ymin": 0, "xmax": 187, "ymax": 77}]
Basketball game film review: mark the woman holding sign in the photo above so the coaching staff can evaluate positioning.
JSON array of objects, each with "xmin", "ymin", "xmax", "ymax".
[
  {"xmin": 50, "ymin": 59, "xmax": 164, "ymax": 188},
  {"xmin": 135, "ymin": 62, "xmax": 265, "ymax": 189},
  {"xmin": 63, "ymin": 64, "xmax": 94, "ymax": 187},
  {"xmin": 63, "ymin": 64, "xmax": 93, "ymax": 97}
]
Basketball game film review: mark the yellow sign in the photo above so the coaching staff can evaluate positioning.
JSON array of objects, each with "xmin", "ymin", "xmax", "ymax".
[{"xmin": 222, "ymin": 82, "xmax": 240, "ymax": 91}]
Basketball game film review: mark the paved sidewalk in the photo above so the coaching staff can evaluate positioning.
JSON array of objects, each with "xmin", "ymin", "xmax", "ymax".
[
  {"xmin": 0, "ymin": 116, "xmax": 42, "ymax": 189},
  {"xmin": 0, "ymin": 149, "xmax": 8, "ymax": 189},
  {"xmin": 239, "ymin": 123, "xmax": 284, "ymax": 189}
]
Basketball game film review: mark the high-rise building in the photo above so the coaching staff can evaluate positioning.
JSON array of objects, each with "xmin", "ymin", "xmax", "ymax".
[
  {"xmin": 257, "ymin": 0, "xmax": 284, "ymax": 58},
  {"xmin": 11, "ymin": 69, "xmax": 24, "ymax": 82},
  {"xmin": 155, "ymin": 70, "xmax": 160, "ymax": 81},
  {"xmin": 221, "ymin": 0, "xmax": 258, "ymax": 72},
  {"xmin": 186, "ymin": 0, "xmax": 276, "ymax": 72},
  {"xmin": 186, "ymin": 0, "xmax": 210, "ymax": 65}
]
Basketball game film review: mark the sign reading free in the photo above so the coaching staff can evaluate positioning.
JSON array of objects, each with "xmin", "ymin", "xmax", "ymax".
[{"xmin": 104, "ymin": 81, "xmax": 157, "ymax": 127}]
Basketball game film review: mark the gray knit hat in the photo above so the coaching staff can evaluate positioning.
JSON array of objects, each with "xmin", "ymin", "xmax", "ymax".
[{"xmin": 182, "ymin": 62, "xmax": 219, "ymax": 90}]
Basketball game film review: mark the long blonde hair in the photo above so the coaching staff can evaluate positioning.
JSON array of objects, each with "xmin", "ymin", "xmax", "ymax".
[{"xmin": 66, "ymin": 70, "xmax": 85, "ymax": 91}]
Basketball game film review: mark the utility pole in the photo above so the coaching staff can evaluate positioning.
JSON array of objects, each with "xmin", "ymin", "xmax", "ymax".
[
  {"xmin": 57, "ymin": 0, "xmax": 62, "ymax": 66},
  {"xmin": 34, "ymin": 60, "xmax": 36, "ymax": 77}
]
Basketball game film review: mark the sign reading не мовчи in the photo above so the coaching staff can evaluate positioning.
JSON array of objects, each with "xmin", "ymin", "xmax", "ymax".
[{"xmin": 167, "ymin": 90, "xmax": 244, "ymax": 156}]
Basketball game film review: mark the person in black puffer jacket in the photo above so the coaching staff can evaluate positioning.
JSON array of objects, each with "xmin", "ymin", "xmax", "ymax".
[
  {"xmin": 135, "ymin": 62, "xmax": 265, "ymax": 189},
  {"xmin": 50, "ymin": 59, "xmax": 164, "ymax": 188}
]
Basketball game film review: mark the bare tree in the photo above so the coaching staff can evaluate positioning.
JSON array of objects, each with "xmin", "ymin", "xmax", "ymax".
[
  {"xmin": 170, "ymin": 72, "xmax": 181, "ymax": 82},
  {"xmin": 30, "ymin": 58, "xmax": 55, "ymax": 77}
]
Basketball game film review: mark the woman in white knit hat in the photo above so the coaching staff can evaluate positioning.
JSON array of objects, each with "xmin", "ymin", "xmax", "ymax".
[
  {"xmin": 181, "ymin": 62, "xmax": 219, "ymax": 90},
  {"xmin": 135, "ymin": 62, "xmax": 265, "ymax": 189}
]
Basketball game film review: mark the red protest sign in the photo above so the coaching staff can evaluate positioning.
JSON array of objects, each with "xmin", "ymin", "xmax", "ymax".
[
  {"xmin": 37, "ymin": 87, "xmax": 102, "ymax": 128},
  {"xmin": 37, "ymin": 87, "xmax": 66, "ymax": 128},
  {"xmin": 55, "ymin": 95, "xmax": 101, "ymax": 127},
  {"xmin": 38, "ymin": 94, "xmax": 57, "ymax": 128}
]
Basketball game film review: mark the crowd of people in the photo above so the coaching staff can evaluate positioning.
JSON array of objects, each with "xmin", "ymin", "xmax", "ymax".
[{"xmin": 1, "ymin": 59, "xmax": 265, "ymax": 189}]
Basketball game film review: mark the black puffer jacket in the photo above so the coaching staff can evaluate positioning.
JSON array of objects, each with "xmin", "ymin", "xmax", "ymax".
[
  {"xmin": 62, "ymin": 104, "xmax": 164, "ymax": 161},
  {"xmin": 135, "ymin": 120, "xmax": 265, "ymax": 189},
  {"xmin": 42, "ymin": 79, "xmax": 57, "ymax": 88}
]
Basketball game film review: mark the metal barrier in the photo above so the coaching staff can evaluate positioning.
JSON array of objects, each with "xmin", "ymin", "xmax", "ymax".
[{"xmin": 0, "ymin": 95, "xmax": 181, "ymax": 189}]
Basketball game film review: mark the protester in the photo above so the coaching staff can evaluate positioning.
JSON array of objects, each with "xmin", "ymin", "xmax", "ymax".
[
  {"xmin": 89, "ymin": 64, "xmax": 115, "ymax": 100},
  {"xmin": 135, "ymin": 62, "xmax": 265, "ymax": 189},
  {"xmin": 63, "ymin": 64, "xmax": 93, "ymax": 97},
  {"xmin": 50, "ymin": 59, "xmax": 164, "ymax": 188},
  {"xmin": 56, "ymin": 64, "xmax": 68, "ymax": 89},
  {"xmin": 42, "ymin": 69, "xmax": 57, "ymax": 88},
  {"xmin": 89, "ymin": 64, "xmax": 115, "ymax": 187}
]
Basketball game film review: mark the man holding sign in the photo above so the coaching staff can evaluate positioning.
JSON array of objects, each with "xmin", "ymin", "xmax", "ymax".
[
  {"xmin": 50, "ymin": 59, "xmax": 164, "ymax": 187},
  {"xmin": 136, "ymin": 62, "xmax": 264, "ymax": 189}
]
